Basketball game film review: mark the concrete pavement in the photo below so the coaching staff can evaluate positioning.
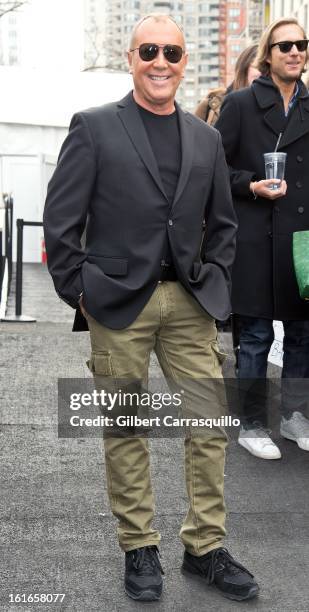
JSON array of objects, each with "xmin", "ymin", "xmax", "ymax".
[{"xmin": 1, "ymin": 264, "xmax": 309, "ymax": 611}]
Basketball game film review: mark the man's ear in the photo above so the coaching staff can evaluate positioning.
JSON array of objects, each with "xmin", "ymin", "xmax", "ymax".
[
  {"xmin": 127, "ymin": 50, "xmax": 133, "ymax": 73},
  {"xmin": 181, "ymin": 52, "xmax": 189, "ymax": 78},
  {"xmin": 266, "ymin": 50, "xmax": 271, "ymax": 67}
]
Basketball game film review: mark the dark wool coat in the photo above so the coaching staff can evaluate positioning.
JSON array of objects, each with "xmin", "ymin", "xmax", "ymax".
[{"xmin": 216, "ymin": 75, "xmax": 309, "ymax": 321}]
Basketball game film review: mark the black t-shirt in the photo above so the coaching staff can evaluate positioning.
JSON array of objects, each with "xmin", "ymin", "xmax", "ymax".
[
  {"xmin": 138, "ymin": 104, "xmax": 181, "ymax": 204},
  {"xmin": 138, "ymin": 104, "xmax": 181, "ymax": 269}
]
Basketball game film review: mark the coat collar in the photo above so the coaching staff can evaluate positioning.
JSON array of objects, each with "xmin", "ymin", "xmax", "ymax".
[
  {"xmin": 252, "ymin": 76, "xmax": 309, "ymax": 148},
  {"xmin": 117, "ymin": 91, "xmax": 194, "ymax": 207}
]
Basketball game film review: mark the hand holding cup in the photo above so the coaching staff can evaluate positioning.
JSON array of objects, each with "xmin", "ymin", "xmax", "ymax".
[{"xmin": 250, "ymin": 178, "xmax": 287, "ymax": 200}]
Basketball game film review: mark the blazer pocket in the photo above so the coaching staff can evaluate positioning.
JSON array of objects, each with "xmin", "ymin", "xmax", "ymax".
[
  {"xmin": 87, "ymin": 255, "xmax": 128, "ymax": 276},
  {"xmin": 192, "ymin": 261, "xmax": 202, "ymax": 280}
]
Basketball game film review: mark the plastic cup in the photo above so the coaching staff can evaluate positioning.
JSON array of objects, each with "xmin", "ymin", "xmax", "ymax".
[{"xmin": 264, "ymin": 152, "xmax": 287, "ymax": 190}]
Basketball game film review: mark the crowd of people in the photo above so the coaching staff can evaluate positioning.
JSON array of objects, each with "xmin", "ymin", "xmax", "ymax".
[{"xmin": 44, "ymin": 13, "xmax": 308, "ymax": 605}]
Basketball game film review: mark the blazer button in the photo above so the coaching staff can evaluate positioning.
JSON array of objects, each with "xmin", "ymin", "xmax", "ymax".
[
  {"xmin": 168, "ymin": 219, "xmax": 173, "ymax": 226},
  {"xmin": 296, "ymin": 181, "xmax": 302, "ymax": 188},
  {"xmin": 296, "ymin": 155, "xmax": 303, "ymax": 162},
  {"xmin": 268, "ymin": 231, "xmax": 273, "ymax": 237},
  {"xmin": 298, "ymin": 206, "xmax": 304, "ymax": 213}
]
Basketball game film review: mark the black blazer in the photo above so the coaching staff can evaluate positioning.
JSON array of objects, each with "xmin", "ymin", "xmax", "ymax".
[{"xmin": 43, "ymin": 92, "xmax": 237, "ymax": 330}]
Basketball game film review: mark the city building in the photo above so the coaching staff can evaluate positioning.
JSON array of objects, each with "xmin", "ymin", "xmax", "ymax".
[
  {"xmin": 220, "ymin": 0, "xmax": 247, "ymax": 87},
  {"xmin": 0, "ymin": 8, "xmax": 21, "ymax": 65},
  {"xmin": 248, "ymin": 0, "xmax": 268, "ymax": 40},
  {"xmin": 270, "ymin": 0, "xmax": 309, "ymax": 33},
  {"xmin": 83, "ymin": 0, "xmax": 222, "ymax": 111},
  {"xmin": 84, "ymin": 0, "xmax": 108, "ymax": 69}
]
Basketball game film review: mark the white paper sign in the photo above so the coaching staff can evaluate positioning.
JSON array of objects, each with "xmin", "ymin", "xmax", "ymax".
[{"xmin": 268, "ymin": 321, "xmax": 284, "ymax": 368}]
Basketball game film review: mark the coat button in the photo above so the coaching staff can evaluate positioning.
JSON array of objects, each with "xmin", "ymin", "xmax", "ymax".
[
  {"xmin": 298, "ymin": 206, "xmax": 304, "ymax": 213},
  {"xmin": 268, "ymin": 231, "xmax": 273, "ymax": 237},
  {"xmin": 274, "ymin": 206, "xmax": 280, "ymax": 212},
  {"xmin": 168, "ymin": 219, "xmax": 173, "ymax": 226},
  {"xmin": 296, "ymin": 155, "xmax": 303, "ymax": 162},
  {"xmin": 296, "ymin": 181, "xmax": 302, "ymax": 188}
]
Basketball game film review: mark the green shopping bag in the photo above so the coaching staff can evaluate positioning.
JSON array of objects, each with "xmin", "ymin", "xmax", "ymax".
[{"xmin": 293, "ymin": 231, "xmax": 309, "ymax": 300}]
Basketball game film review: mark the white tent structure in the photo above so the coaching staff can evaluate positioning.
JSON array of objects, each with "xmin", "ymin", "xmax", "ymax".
[{"xmin": 0, "ymin": 66, "xmax": 132, "ymax": 263}]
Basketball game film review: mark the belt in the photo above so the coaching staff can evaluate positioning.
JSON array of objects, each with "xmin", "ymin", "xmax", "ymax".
[{"xmin": 159, "ymin": 260, "xmax": 178, "ymax": 282}]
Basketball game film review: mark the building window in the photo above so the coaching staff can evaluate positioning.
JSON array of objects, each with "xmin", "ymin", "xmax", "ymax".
[
  {"xmin": 186, "ymin": 16, "xmax": 196, "ymax": 26},
  {"xmin": 304, "ymin": 5, "xmax": 308, "ymax": 33},
  {"xmin": 229, "ymin": 8, "xmax": 240, "ymax": 17}
]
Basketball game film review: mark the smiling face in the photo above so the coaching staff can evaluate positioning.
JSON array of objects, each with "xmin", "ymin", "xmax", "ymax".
[
  {"xmin": 268, "ymin": 23, "xmax": 307, "ymax": 86},
  {"xmin": 127, "ymin": 17, "xmax": 188, "ymax": 114}
]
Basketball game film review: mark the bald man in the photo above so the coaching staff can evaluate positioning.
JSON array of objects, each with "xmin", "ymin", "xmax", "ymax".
[{"xmin": 44, "ymin": 13, "xmax": 259, "ymax": 603}]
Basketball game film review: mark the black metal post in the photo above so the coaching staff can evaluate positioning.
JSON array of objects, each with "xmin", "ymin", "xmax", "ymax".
[
  {"xmin": 2, "ymin": 218, "xmax": 43, "ymax": 322},
  {"xmin": 4, "ymin": 195, "xmax": 13, "ymax": 289},
  {"xmin": 7, "ymin": 196, "xmax": 13, "ymax": 288},
  {"xmin": 15, "ymin": 218, "xmax": 24, "ymax": 317}
]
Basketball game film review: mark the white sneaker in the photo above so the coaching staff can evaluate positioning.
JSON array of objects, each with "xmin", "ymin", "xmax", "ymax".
[
  {"xmin": 280, "ymin": 412, "xmax": 309, "ymax": 451},
  {"xmin": 238, "ymin": 426, "xmax": 282, "ymax": 459}
]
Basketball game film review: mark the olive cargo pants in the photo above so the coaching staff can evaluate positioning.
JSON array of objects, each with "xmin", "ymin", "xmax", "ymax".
[{"xmin": 86, "ymin": 281, "xmax": 228, "ymax": 556}]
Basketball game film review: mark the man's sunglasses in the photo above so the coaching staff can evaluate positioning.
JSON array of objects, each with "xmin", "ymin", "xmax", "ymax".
[
  {"xmin": 270, "ymin": 39, "xmax": 309, "ymax": 53},
  {"xmin": 130, "ymin": 43, "xmax": 185, "ymax": 63}
]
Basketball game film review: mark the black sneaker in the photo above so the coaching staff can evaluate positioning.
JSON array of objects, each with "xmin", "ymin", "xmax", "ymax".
[
  {"xmin": 182, "ymin": 547, "xmax": 259, "ymax": 601},
  {"xmin": 125, "ymin": 545, "xmax": 164, "ymax": 601}
]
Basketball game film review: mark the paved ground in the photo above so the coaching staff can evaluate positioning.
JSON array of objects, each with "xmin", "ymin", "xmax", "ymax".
[{"xmin": 1, "ymin": 264, "xmax": 309, "ymax": 611}]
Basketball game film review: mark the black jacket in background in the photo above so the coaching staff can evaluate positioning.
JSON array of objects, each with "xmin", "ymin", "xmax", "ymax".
[{"xmin": 216, "ymin": 76, "xmax": 309, "ymax": 321}]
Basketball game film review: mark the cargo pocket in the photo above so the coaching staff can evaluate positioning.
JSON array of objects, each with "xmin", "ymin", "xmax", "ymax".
[
  {"xmin": 86, "ymin": 350, "xmax": 115, "ymax": 376},
  {"xmin": 211, "ymin": 343, "xmax": 229, "ymax": 413},
  {"xmin": 211, "ymin": 342, "xmax": 227, "ymax": 368}
]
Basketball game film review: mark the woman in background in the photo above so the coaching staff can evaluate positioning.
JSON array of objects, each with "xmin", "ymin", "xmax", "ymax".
[{"xmin": 195, "ymin": 43, "xmax": 260, "ymax": 126}]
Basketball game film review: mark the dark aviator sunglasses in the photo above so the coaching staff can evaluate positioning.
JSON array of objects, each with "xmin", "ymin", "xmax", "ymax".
[
  {"xmin": 270, "ymin": 39, "xmax": 309, "ymax": 53},
  {"xmin": 130, "ymin": 43, "xmax": 185, "ymax": 63}
]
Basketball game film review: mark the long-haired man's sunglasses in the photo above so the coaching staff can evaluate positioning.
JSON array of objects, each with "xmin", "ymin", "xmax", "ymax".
[
  {"xmin": 270, "ymin": 39, "xmax": 309, "ymax": 53},
  {"xmin": 130, "ymin": 43, "xmax": 185, "ymax": 63}
]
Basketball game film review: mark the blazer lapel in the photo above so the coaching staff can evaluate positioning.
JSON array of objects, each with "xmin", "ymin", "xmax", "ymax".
[
  {"xmin": 172, "ymin": 104, "xmax": 194, "ymax": 208},
  {"xmin": 252, "ymin": 77, "xmax": 309, "ymax": 149},
  {"xmin": 252, "ymin": 78, "xmax": 286, "ymax": 139},
  {"xmin": 263, "ymin": 105, "xmax": 286, "ymax": 139},
  {"xmin": 280, "ymin": 101, "xmax": 309, "ymax": 148},
  {"xmin": 117, "ymin": 93, "xmax": 168, "ymax": 200}
]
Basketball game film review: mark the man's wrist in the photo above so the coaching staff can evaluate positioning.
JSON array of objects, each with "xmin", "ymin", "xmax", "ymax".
[{"xmin": 250, "ymin": 181, "xmax": 258, "ymax": 200}]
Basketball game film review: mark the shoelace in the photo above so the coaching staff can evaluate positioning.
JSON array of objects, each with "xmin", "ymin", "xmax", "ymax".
[
  {"xmin": 131, "ymin": 546, "xmax": 164, "ymax": 576},
  {"xmin": 253, "ymin": 427, "xmax": 275, "ymax": 446},
  {"xmin": 244, "ymin": 424, "xmax": 273, "ymax": 442},
  {"xmin": 201, "ymin": 548, "xmax": 254, "ymax": 585}
]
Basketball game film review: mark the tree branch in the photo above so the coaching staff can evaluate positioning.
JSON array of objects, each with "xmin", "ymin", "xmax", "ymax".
[{"xmin": 0, "ymin": 1, "xmax": 27, "ymax": 19}]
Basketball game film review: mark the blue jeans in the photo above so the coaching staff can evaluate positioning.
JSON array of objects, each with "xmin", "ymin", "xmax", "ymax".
[{"xmin": 237, "ymin": 316, "xmax": 309, "ymax": 427}]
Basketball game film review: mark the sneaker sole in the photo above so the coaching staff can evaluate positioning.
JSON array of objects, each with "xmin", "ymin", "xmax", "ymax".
[
  {"xmin": 181, "ymin": 566, "xmax": 259, "ymax": 601},
  {"xmin": 125, "ymin": 585, "xmax": 162, "ymax": 601},
  {"xmin": 238, "ymin": 438, "xmax": 281, "ymax": 460},
  {"xmin": 280, "ymin": 429, "xmax": 309, "ymax": 451}
]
